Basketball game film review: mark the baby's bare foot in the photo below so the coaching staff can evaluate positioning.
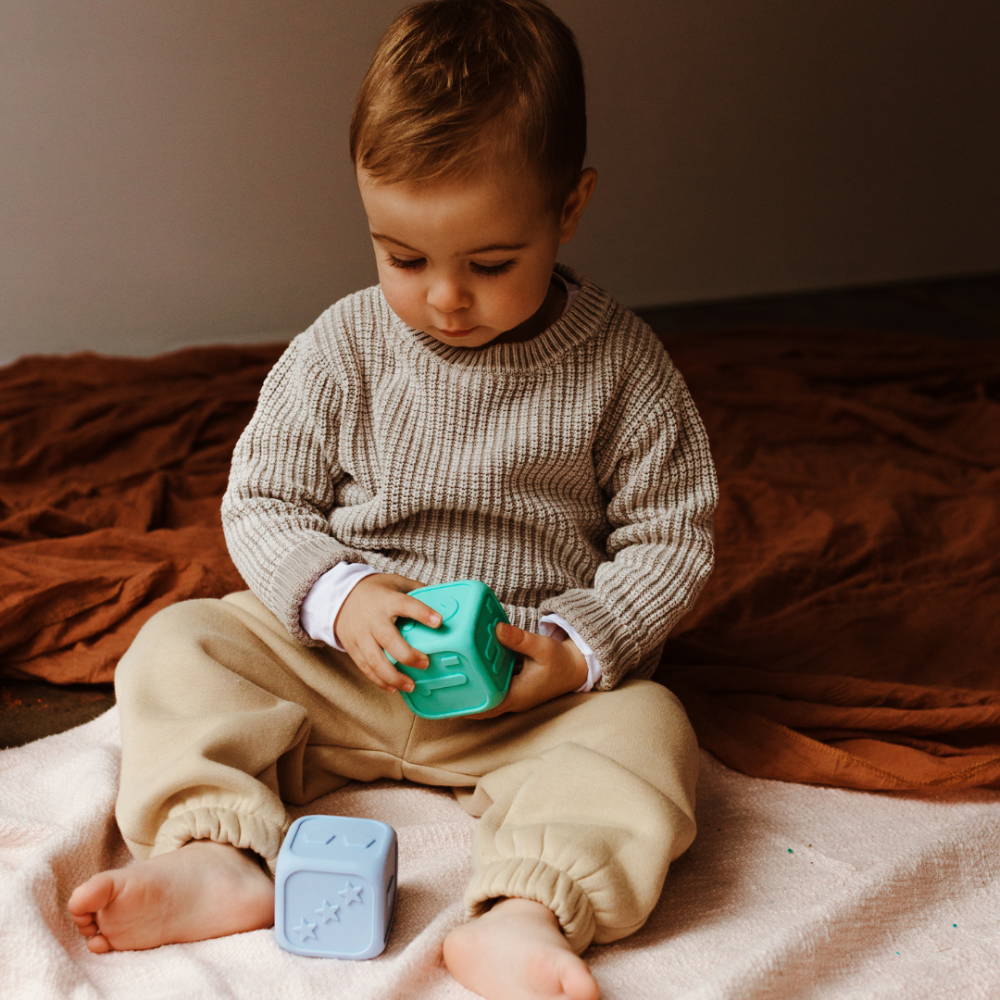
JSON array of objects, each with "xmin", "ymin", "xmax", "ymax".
[
  {"xmin": 67, "ymin": 839, "xmax": 274, "ymax": 952},
  {"xmin": 443, "ymin": 897, "xmax": 599, "ymax": 1000}
]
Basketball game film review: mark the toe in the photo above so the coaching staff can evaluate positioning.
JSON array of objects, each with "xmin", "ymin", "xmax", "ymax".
[
  {"xmin": 87, "ymin": 934, "xmax": 112, "ymax": 954},
  {"xmin": 561, "ymin": 958, "xmax": 600, "ymax": 1000},
  {"xmin": 69, "ymin": 872, "xmax": 118, "ymax": 917}
]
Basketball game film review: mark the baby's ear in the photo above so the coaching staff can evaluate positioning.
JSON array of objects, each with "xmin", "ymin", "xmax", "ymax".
[{"xmin": 558, "ymin": 167, "xmax": 598, "ymax": 243}]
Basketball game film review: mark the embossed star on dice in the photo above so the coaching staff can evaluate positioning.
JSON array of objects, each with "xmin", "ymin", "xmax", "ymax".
[{"xmin": 274, "ymin": 815, "xmax": 398, "ymax": 959}]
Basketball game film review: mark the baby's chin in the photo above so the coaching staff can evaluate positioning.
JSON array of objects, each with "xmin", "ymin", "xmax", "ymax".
[{"xmin": 423, "ymin": 326, "xmax": 503, "ymax": 349}]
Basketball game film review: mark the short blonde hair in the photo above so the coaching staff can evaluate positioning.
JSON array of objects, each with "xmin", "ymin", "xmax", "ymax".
[{"xmin": 350, "ymin": 0, "xmax": 587, "ymax": 212}]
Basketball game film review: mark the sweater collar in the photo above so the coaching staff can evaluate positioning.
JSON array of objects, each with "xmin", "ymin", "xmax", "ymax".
[{"xmin": 382, "ymin": 264, "xmax": 612, "ymax": 373}]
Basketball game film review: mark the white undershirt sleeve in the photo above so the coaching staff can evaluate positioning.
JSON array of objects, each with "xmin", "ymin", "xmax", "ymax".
[
  {"xmin": 539, "ymin": 613, "xmax": 603, "ymax": 692},
  {"xmin": 300, "ymin": 562, "xmax": 381, "ymax": 650}
]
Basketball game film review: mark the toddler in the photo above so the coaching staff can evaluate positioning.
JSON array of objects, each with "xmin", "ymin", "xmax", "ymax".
[{"xmin": 69, "ymin": 2, "xmax": 718, "ymax": 998}]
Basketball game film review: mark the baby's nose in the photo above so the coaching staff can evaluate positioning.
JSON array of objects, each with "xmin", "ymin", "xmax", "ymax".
[{"xmin": 427, "ymin": 277, "xmax": 472, "ymax": 314}]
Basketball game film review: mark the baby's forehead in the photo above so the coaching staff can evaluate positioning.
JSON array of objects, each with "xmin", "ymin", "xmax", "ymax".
[
  {"xmin": 359, "ymin": 166, "xmax": 556, "ymax": 248},
  {"xmin": 361, "ymin": 153, "xmax": 549, "ymax": 202}
]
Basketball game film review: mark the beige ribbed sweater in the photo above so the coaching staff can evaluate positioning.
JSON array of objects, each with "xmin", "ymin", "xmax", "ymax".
[{"xmin": 221, "ymin": 267, "xmax": 718, "ymax": 690}]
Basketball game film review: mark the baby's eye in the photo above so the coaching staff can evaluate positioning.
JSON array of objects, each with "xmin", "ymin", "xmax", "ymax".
[
  {"xmin": 387, "ymin": 255, "xmax": 425, "ymax": 270},
  {"xmin": 470, "ymin": 260, "xmax": 515, "ymax": 277}
]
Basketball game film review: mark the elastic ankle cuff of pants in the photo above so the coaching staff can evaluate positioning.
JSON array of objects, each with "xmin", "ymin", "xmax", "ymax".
[
  {"xmin": 151, "ymin": 806, "xmax": 286, "ymax": 875},
  {"xmin": 464, "ymin": 858, "xmax": 597, "ymax": 954}
]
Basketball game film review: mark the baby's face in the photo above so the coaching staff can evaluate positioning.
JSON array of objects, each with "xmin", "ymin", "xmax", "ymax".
[{"xmin": 357, "ymin": 166, "xmax": 581, "ymax": 349}]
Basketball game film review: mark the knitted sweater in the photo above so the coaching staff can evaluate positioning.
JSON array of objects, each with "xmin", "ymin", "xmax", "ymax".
[{"xmin": 221, "ymin": 267, "xmax": 718, "ymax": 690}]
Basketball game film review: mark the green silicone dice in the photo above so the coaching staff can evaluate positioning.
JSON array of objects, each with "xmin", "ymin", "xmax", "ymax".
[{"xmin": 386, "ymin": 580, "xmax": 515, "ymax": 719}]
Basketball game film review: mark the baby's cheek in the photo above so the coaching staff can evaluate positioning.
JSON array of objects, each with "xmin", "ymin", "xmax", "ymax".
[
  {"xmin": 497, "ymin": 274, "xmax": 554, "ymax": 331},
  {"xmin": 379, "ymin": 274, "xmax": 425, "ymax": 329}
]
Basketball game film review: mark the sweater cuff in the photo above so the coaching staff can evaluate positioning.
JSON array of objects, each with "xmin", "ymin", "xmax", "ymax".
[
  {"xmin": 271, "ymin": 535, "xmax": 372, "ymax": 643},
  {"xmin": 539, "ymin": 614, "xmax": 603, "ymax": 692},
  {"xmin": 540, "ymin": 590, "xmax": 643, "ymax": 690},
  {"xmin": 300, "ymin": 562, "xmax": 381, "ymax": 650}
]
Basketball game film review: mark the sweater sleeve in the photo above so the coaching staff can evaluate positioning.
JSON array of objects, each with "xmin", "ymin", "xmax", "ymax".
[
  {"xmin": 534, "ymin": 355, "xmax": 718, "ymax": 690},
  {"xmin": 221, "ymin": 333, "xmax": 371, "ymax": 644}
]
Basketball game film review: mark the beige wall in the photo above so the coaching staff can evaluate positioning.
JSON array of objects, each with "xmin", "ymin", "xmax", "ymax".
[{"xmin": 2, "ymin": 0, "xmax": 998, "ymax": 362}]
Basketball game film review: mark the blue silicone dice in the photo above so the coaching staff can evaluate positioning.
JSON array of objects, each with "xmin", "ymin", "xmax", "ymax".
[
  {"xmin": 274, "ymin": 815, "xmax": 398, "ymax": 959},
  {"xmin": 386, "ymin": 580, "xmax": 515, "ymax": 719}
]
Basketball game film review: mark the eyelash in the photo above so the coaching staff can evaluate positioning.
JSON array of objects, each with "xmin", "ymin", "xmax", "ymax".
[
  {"xmin": 385, "ymin": 255, "xmax": 515, "ymax": 278},
  {"xmin": 471, "ymin": 260, "xmax": 515, "ymax": 277}
]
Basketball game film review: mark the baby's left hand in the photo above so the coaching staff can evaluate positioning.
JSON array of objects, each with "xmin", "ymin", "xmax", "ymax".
[{"xmin": 468, "ymin": 623, "xmax": 589, "ymax": 718}]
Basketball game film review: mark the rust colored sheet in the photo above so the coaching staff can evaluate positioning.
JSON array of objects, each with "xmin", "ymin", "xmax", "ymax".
[
  {"xmin": 658, "ymin": 330, "xmax": 1000, "ymax": 790},
  {"xmin": 1, "ymin": 332, "xmax": 998, "ymax": 791},
  {"xmin": 0, "ymin": 346, "xmax": 281, "ymax": 683}
]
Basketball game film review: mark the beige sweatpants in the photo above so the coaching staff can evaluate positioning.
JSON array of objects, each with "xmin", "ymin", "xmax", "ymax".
[{"xmin": 114, "ymin": 591, "xmax": 699, "ymax": 953}]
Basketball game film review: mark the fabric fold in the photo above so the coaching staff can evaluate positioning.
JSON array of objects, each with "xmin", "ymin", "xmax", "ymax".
[{"xmin": 3, "ymin": 330, "xmax": 999, "ymax": 792}]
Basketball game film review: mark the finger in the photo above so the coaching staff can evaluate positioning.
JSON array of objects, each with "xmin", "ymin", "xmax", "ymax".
[
  {"xmin": 495, "ymin": 623, "xmax": 558, "ymax": 663},
  {"xmin": 340, "ymin": 638, "xmax": 384, "ymax": 689},
  {"xmin": 467, "ymin": 662, "xmax": 540, "ymax": 719},
  {"xmin": 466, "ymin": 696, "xmax": 509, "ymax": 720},
  {"xmin": 349, "ymin": 641, "xmax": 397, "ymax": 692},
  {"xmin": 499, "ymin": 662, "xmax": 542, "ymax": 709},
  {"xmin": 395, "ymin": 595, "xmax": 443, "ymax": 629},
  {"xmin": 468, "ymin": 686, "xmax": 524, "ymax": 719},
  {"xmin": 359, "ymin": 638, "xmax": 417, "ymax": 693},
  {"xmin": 376, "ymin": 626, "xmax": 429, "ymax": 671},
  {"xmin": 356, "ymin": 663, "xmax": 394, "ymax": 693},
  {"xmin": 381, "ymin": 573, "xmax": 429, "ymax": 594}
]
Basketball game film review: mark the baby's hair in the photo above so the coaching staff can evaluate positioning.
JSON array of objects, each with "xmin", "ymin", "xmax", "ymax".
[{"xmin": 350, "ymin": 0, "xmax": 586, "ymax": 213}]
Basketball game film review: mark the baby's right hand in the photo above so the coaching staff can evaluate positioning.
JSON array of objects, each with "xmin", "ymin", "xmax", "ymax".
[{"xmin": 334, "ymin": 573, "xmax": 441, "ymax": 693}]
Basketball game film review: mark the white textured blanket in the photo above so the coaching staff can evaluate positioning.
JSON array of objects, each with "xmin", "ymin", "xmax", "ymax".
[{"xmin": 2, "ymin": 708, "xmax": 998, "ymax": 1000}]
